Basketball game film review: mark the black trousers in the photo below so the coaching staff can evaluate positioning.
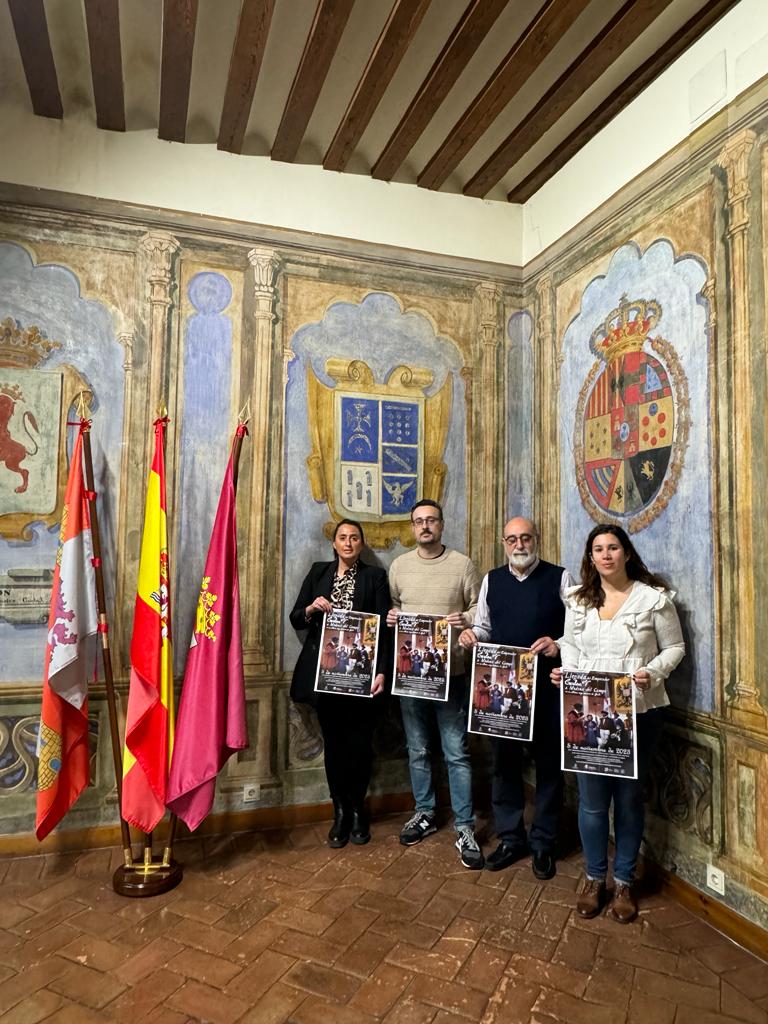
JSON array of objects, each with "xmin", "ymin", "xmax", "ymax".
[
  {"xmin": 315, "ymin": 694, "xmax": 380, "ymax": 808},
  {"xmin": 491, "ymin": 695, "xmax": 562, "ymax": 852}
]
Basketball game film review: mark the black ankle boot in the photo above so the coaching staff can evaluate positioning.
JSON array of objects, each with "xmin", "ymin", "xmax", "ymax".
[
  {"xmin": 350, "ymin": 806, "xmax": 371, "ymax": 845},
  {"xmin": 328, "ymin": 801, "xmax": 351, "ymax": 848}
]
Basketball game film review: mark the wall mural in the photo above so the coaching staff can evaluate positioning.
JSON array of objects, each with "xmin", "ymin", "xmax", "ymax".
[
  {"xmin": 506, "ymin": 310, "xmax": 534, "ymax": 521},
  {"xmin": 559, "ymin": 240, "xmax": 712, "ymax": 712},
  {"xmin": 574, "ymin": 295, "xmax": 690, "ymax": 530},
  {"xmin": 0, "ymin": 242, "xmax": 124, "ymax": 683},
  {"xmin": 306, "ymin": 359, "xmax": 451, "ymax": 549},
  {"xmin": 173, "ymin": 268, "xmax": 241, "ymax": 674},
  {"xmin": 283, "ymin": 291, "xmax": 466, "ymax": 668}
]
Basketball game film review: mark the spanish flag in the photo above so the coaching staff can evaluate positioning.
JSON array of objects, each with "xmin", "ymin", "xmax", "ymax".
[
  {"xmin": 36, "ymin": 426, "xmax": 98, "ymax": 840},
  {"xmin": 122, "ymin": 417, "xmax": 174, "ymax": 833}
]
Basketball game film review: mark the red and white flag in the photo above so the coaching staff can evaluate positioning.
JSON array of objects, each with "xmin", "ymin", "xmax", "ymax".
[{"xmin": 36, "ymin": 427, "xmax": 98, "ymax": 840}]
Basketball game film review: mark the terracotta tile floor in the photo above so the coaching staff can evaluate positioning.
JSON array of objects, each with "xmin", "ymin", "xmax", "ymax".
[{"xmin": 1, "ymin": 813, "xmax": 767, "ymax": 1023}]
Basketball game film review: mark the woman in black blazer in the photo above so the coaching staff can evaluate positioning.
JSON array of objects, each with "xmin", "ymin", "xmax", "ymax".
[{"xmin": 289, "ymin": 519, "xmax": 391, "ymax": 848}]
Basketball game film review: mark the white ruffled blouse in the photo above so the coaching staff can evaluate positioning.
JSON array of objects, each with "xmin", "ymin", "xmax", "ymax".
[{"xmin": 558, "ymin": 582, "xmax": 685, "ymax": 714}]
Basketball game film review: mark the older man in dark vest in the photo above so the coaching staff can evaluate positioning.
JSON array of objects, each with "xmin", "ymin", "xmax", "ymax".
[{"xmin": 460, "ymin": 516, "xmax": 574, "ymax": 879}]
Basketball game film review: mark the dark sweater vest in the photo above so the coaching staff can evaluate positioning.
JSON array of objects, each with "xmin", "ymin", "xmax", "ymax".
[{"xmin": 486, "ymin": 559, "xmax": 565, "ymax": 712}]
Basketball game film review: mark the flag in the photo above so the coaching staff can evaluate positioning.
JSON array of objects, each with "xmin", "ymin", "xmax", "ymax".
[
  {"xmin": 122, "ymin": 417, "xmax": 174, "ymax": 833},
  {"xmin": 36, "ymin": 427, "xmax": 98, "ymax": 840},
  {"xmin": 167, "ymin": 444, "xmax": 247, "ymax": 830}
]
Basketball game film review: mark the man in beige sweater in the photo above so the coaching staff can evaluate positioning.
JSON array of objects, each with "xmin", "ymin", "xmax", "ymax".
[{"xmin": 387, "ymin": 500, "xmax": 483, "ymax": 868}]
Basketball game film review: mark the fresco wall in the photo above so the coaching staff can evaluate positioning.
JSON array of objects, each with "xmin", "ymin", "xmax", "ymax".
[
  {"xmin": 1, "ymin": 71, "xmax": 767, "ymax": 931},
  {"xmin": 529, "ymin": 77, "xmax": 768, "ymax": 927},
  {"xmin": 0, "ymin": 204, "xmax": 519, "ymax": 838}
]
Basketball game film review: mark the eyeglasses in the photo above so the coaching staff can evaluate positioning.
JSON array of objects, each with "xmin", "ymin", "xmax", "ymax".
[
  {"xmin": 503, "ymin": 533, "xmax": 536, "ymax": 545},
  {"xmin": 412, "ymin": 517, "xmax": 441, "ymax": 527}
]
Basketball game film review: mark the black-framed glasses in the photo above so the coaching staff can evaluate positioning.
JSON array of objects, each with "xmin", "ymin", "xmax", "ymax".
[
  {"xmin": 503, "ymin": 533, "xmax": 535, "ymax": 545},
  {"xmin": 412, "ymin": 516, "xmax": 441, "ymax": 527}
]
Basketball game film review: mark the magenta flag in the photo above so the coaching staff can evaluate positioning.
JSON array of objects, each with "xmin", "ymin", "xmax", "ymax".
[{"xmin": 166, "ymin": 451, "xmax": 247, "ymax": 830}]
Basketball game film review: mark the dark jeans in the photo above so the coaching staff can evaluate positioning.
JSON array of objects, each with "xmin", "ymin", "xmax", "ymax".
[
  {"xmin": 316, "ymin": 693, "xmax": 380, "ymax": 808},
  {"xmin": 577, "ymin": 706, "xmax": 665, "ymax": 884},
  {"xmin": 491, "ymin": 694, "xmax": 562, "ymax": 852}
]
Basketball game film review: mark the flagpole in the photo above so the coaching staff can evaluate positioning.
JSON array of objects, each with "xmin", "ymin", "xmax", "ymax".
[
  {"xmin": 114, "ymin": 406, "xmax": 182, "ymax": 897},
  {"xmin": 78, "ymin": 402, "xmax": 134, "ymax": 867}
]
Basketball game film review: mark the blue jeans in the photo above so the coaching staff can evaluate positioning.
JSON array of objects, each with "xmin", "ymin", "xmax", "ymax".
[
  {"xmin": 399, "ymin": 677, "xmax": 473, "ymax": 829},
  {"xmin": 577, "ymin": 707, "xmax": 665, "ymax": 884}
]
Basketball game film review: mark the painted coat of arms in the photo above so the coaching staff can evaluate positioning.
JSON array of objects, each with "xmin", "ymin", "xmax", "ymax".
[
  {"xmin": 307, "ymin": 359, "xmax": 451, "ymax": 548},
  {"xmin": 574, "ymin": 295, "xmax": 689, "ymax": 532},
  {"xmin": 0, "ymin": 317, "xmax": 88, "ymax": 541},
  {"xmin": 338, "ymin": 394, "xmax": 423, "ymax": 516}
]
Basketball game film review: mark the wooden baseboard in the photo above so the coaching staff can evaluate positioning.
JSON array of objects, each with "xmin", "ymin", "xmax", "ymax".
[
  {"xmin": 0, "ymin": 791, "xmax": 415, "ymax": 860},
  {"xmin": 650, "ymin": 864, "xmax": 767, "ymax": 963}
]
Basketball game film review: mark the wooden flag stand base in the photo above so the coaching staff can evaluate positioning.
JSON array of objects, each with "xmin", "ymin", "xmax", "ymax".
[{"xmin": 113, "ymin": 851, "xmax": 183, "ymax": 897}]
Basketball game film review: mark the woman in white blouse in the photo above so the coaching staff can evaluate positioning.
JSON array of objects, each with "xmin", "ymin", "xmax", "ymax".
[{"xmin": 553, "ymin": 524, "xmax": 685, "ymax": 924}]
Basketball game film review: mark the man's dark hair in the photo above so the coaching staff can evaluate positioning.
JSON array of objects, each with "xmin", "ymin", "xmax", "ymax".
[{"xmin": 410, "ymin": 499, "xmax": 443, "ymax": 521}]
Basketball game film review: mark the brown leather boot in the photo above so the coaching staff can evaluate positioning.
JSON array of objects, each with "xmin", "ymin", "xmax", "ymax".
[
  {"xmin": 610, "ymin": 883, "xmax": 638, "ymax": 924},
  {"xmin": 576, "ymin": 877, "xmax": 606, "ymax": 918}
]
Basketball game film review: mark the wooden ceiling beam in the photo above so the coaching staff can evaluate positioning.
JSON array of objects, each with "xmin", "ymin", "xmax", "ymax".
[
  {"xmin": 218, "ymin": 0, "xmax": 276, "ymax": 154},
  {"xmin": 371, "ymin": 0, "xmax": 509, "ymax": 182},
  {"xmin": 507, "ymin": 0, "xmax": 740, "ymax": 203},
  {"xmin": 7, "ymin": 0, "xmax": 62, "ymax": 119},
  {"xmin": 271, "ymin": 0, "xmax": 355, "ymax": 164},
  {"xmin": 83, "ymin": 0, "xmax": 125, "ymax": 132},
  {"xmin": 463, "ymin": 0, "xmax": 677, "ymax": 198},
  {"xmin": 159, "ymin": 0, "xmax": 199, "ymax": 143},
  {"xmin": 324, "ymin": 0, "xmax": 433, "ymax": 173},
  {"xmin": 417, "ymin": 0, "xmax": 590, "ymax": 192}
]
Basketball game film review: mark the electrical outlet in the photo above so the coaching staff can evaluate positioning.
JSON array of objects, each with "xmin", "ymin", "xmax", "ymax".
[
  {"xmin": 706, "ymin": 863, "xmax": 725, "ymax": 895},
  {"xmin": 243, "ymin": 783, "xmax": 260, "ymax": 803}
]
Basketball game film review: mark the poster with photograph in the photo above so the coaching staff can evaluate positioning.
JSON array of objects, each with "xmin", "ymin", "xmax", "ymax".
[
  {"xmin": 561, "ymin": 670, "xmax": 637, "ymax": 779},
  {"xmin": 314, "ymin": 609, "xmax": 380, "ymax": 697},
  {"xmin": 392, "ymin": 613, "xmax": 451, "ymax": 701},
  {"xmin": 468, "ymin": 643, "xmax": 537, "ymax": 741}
]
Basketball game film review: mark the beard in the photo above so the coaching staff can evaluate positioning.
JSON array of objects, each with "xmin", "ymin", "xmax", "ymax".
[{"xmin": 508, "ymin": 549, "xmax": 537, "ymax": 572}]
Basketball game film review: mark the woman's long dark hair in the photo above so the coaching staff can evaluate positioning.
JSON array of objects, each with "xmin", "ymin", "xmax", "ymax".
[{"xmin": 575, "ymin": 523, "xmax": 667, "ymax": 609}]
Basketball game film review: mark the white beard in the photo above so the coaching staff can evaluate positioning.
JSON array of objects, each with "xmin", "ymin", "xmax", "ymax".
[{"xmin": 508, "ymin": 550, "xmax": 537, "ymax": 572}]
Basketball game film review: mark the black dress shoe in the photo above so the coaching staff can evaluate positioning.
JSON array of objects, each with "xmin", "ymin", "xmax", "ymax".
[
  {"xmin": 531, "ymin": 849, "xmax": 556, "ymax": 880},
  {"xmin": 328, "ymin": 801, "xmax": 352, "ymax": 848},
  {"xmin": 485, "ymin": 840, "xmax": 528, "ymax": 871},
  {"xmin": 350, "ymin": 808, "xmax": 371, "ymax": 845}
]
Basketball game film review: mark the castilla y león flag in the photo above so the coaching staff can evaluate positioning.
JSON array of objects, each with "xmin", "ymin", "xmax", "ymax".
[
  {"xmin": 36, "ymin": 427, "xmax": 98, "ymax": 840},
  {"xmin": 122, "ymin": 418, "xmax": 174, "ymax": 833},
  {"xmin": 167, "ymin": 446, "xmax": 247, "ymax": 830}
]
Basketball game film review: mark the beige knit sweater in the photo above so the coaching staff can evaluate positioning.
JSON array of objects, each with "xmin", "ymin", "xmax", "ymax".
[{"xmin": 388, "ymin": 547, "xmax": 482, "ymax": 675}]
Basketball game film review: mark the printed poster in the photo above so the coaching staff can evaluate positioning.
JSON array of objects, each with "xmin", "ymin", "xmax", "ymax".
[
  {"xmin": 392, "ymin": 613, "xmax": 450, "ymax": 701},
  {"xmin": 314, "ymin": 609, "xmax": 380, "ymax": 697},
  {"xmin": 561, "ymin": 669, "xmax": 637, "ymax": 779},
  {"xmin": 468, "ymin": 643, "xmax": 537, "ymax": 741}
]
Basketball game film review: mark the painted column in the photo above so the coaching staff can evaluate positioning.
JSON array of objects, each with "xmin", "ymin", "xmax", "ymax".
[
  {"xmin": 534, "ymin": 275, "xmax": 560, "ymax": 559},
  {"xmin": 700, "ymin": 277, "xmax": 727, "ymax": 721},
  {"xmin": 244, "ymin": 247, "xmax": 282, "ymax": 673},
  {"xmin": 473, "ymin": 282, "xmax": 504, "ymax": 571},
  {"xmin": 715, "ymin": 129, "xmax": 765, "ymax": 725},
  {"xmin": 138, "ymin": 231, "xmax": 180, "ymax": 418}
]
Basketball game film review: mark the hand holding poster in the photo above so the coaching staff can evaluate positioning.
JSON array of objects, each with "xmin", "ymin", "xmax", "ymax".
[
  {"xmin": 561, "ymin": 670, "xmax": 637, "ymax": 779},
  {"xmin": 468, "ymin": 643, "xmax": 537, "ymax": 741},
  {"xmin": 392, "ymin": 613, "xmax": 450, "ymax": 701},
  {"xmin": 314, "ymin": 609, "xmax": 380, "ymax": 697}
]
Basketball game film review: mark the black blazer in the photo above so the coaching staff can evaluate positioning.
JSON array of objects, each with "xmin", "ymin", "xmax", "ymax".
[{"xmin": 289, "ymin": 559, "xmax": 393, "ymax": 705}]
